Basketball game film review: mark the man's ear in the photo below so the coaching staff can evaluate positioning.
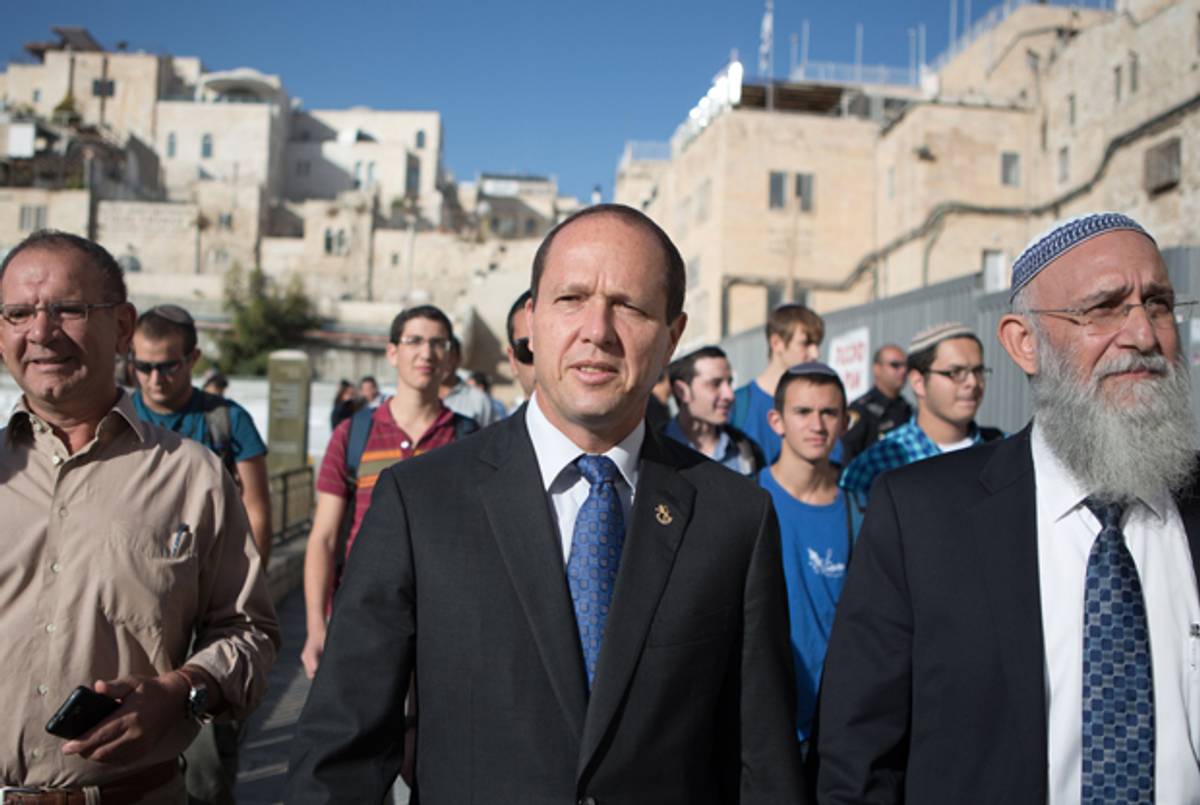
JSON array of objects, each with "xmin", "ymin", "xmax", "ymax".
[
  {"xmin": 998, "ymin": 314, "xmax": 1039, "ymax": 375},
  {"xmin": 671, "ymin": 379, "xmax": 690, "ymax": 407},
  {"xmin": 767, "ymin": 407, "xmax": 785, "ymax": 437},
  {"xmin": 908, "ymin": 368, "xmax": 927, "ymax": 402},
  {"xmin": 114, "ymin": 302, "xmax": 137, "ymax": 353}
]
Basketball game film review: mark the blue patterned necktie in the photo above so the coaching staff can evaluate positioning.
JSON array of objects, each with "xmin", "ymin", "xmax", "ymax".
[
  {"xmin": 1081, "ymin": 498, "xmax": 1154, "ymax": 804},
  {"xmin": 566, "ymin": 454, "xmax": 626, "ymax": 690}
]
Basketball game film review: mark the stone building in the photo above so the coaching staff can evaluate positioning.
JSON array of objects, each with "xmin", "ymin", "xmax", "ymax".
[{"xmin": 616, "ymin": 0, "xmax": 1199, "ymax": 344}]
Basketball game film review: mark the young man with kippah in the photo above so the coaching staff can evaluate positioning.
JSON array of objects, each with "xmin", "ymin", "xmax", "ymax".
[
  {"xmin": 839, "ymin": 321, "xmax": 1003, "ymax": 509},
  {"xmin": 664, "ymin": 345, "xmax": 765, "ymax": 476},
  {"xmin": 759, "ymin": 362, "xmax": 855, "ymax": 754}
]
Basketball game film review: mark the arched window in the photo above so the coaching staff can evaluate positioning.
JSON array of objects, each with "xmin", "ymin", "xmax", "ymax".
[{"xmin": 415, "ymin": 130, "xmax": 426, "ymax": 149}]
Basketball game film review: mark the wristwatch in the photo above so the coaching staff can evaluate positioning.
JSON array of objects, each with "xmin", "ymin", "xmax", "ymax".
[{"xmin": 178, "ymin": 668, "xmax": 211, "ymax": 722}]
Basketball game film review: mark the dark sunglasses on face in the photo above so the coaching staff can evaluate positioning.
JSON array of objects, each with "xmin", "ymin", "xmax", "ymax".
[
  {"xmin": 132, "ymin": 358, "xmax": 185, "ymax": 376},
  {"xmin": 511, "ymin": 337, "xmax": 534, "ymax": 365}
]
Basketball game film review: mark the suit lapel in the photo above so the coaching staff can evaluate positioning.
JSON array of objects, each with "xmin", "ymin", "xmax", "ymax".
[
  {"xmin": 577, "ymin": 430, "xmax": 695, "ymax": 779},
  {"xmin": 966, "ymin": 425, "xmax": 1048, "ymax": 767},
  {"xmin": 477, "ymin": 413, "xmax": 588, "ymax": 741}
]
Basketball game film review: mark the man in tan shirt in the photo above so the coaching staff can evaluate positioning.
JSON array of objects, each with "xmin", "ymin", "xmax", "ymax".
[{"xmin": 0, "ymin": 230, "xmax": 279, "ymax": 803}]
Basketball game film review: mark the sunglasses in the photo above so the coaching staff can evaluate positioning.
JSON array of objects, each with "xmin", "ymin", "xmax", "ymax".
[
  {"xmin": 132, "ymin": 358, "xmax": 185, "ymax": 376},
  {"xmin": 511, "ymin": 337, "xmax": 534, "ymax": 365}
]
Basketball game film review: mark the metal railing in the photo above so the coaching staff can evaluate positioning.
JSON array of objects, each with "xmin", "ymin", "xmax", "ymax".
[{"xmin": 270, "ymin": 465, "xmax": 314, "ymax": 546}]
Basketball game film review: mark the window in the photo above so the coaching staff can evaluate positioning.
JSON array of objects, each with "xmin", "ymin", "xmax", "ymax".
[
  {"xmin": 353, "ymin": 161, "xmax": 362, "ymax": 188},
  {"xmin": 32, "ymin": 89, "xmax": 41, "ymax": 103},
  {"xmin": 1129, "ymin": 53, "xmax": 1139, "ymax": 94},
  {"xmin": 406, "ymin": 155, "xmax": 421, "ymax": 199},
  {"xmin": 391, "ymin": 252, "xmax": 400, "ymax": 266},
  {"xmin": 768, "ymin": 171, "xmax": 786, "ymax": 209},
  {"xmin": 795, "ymin": 173, "xmax": 814, "ymax": 212},
  {"xmin": 201, "ymin": 133, "xmax": 213, "ymax": 159},
  {"xmin": 1114, "ymin": 65, "xmax": 1122, "ymax": 104},
  {"xmin": 324, "ymin": 229, "xmax": 334, "ymax": 255},
  {"xmin": 415, "ymin": 130, "xmax": 426, "ymax": 149},
  {"xmin": 91, "ymin": 79, "xmax": 114, "ymax": 98},
  {"xmin": 1001, "ymin": 152, "xmax": 1020, "ymax": 187},
  {"xmin": 367, "ymin": 161, "xmax": 376, "ymax": 185},
  {"xmin": 982, "ymin": 250, "xmax": 1007, "ymax": 292},
  {"xmin": 1067, "ymin": 94, "xmax": 1076, "ymax": 126},
  {"xmin": 1058, "ymin": 146, "xmax": 1070, "ymax": 183},
  {"xmin": 18, "ymin": 205, "xmax": 47, "ymax": 231},
  {"xmin": 1144, "ymin": 137, "xmax": 1181, "ymax": 195},
  {"xmin": 217, "ymin": 213, "xmax": 233, "ymax": 230},
  {"xmin": 166, "ymin": 133, "xmax": 176, "ymax": 159}
]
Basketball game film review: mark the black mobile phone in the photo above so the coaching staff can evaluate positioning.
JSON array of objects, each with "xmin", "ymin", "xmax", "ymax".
[{"xmin": 45, "ymin": 686, "xmax": 120, "ymax": 739}]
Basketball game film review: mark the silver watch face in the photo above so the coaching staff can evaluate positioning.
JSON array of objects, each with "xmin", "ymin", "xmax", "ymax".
[{"xmin": 187, "ymin": 681, "xmax": 209, "ymax": 718}]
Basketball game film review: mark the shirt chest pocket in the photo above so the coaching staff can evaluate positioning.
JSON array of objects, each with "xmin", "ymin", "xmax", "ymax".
[{"xmin": 100, "ymin": 520, "xmax": 201, "ymax": 630}]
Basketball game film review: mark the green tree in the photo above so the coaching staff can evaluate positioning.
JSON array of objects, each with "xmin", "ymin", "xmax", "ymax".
[{"xmin": 218, "ymin": 264, "xmax": 322, "ymax": 375}]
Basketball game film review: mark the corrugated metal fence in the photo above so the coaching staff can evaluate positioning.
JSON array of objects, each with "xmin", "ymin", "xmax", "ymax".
[{"xmin": 720, "ymin": 247, "xmax": 1200, "ymax": 434}]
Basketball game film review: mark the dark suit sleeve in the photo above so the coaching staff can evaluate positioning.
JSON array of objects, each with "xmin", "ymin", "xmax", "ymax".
[
  {"xmin": 814, "ymin": 474, "xmax": 912, "ymax": 805},
  {"xmin": 286, "ymin": 467, "xmax": 415, "ymax": 803},
  {"xmin": 739, "ymin": 499, "xmax": 811, "ymax": 803}
]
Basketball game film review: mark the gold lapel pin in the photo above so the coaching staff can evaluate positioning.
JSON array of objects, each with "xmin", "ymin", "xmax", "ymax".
[{"xmin": 655, "ymin": 504, "xmax": 673, "ymax": 525}]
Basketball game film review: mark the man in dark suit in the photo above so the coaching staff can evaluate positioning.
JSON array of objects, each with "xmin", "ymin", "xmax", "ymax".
[
  {"xmin": 286, "ymin": 204, "xmax": 807, "ymax": 803},
  {"xmin": 815, "ymin": 212, "xmax": 1200, "ymax": 804}
]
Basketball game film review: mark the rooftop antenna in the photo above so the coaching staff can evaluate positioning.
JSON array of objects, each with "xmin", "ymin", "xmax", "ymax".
[{"xmin": 759, "ymin": 0, "xmax": 774, "ymax": 108}]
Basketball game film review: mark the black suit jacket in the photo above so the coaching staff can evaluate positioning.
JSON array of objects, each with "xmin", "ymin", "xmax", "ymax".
[
  {"xmin": 814, "ymin": 425, "xmax": 1200, "ymax": 804},
  {"xmin": 287, "ymin": 410, "xmax": 807, "ymax": 804}
]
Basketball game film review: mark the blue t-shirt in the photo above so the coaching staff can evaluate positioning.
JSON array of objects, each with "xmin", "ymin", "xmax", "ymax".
[
  {"xmin": 759, "ymin": 467, "xmax": 850, "ymax": 742},
  {"xmin": 735, "ymin": 381, "xmax": 844, "ymax": 466},
  {"xmin": 132, "ymin": 388, "xmax": 267, "ymax": 466}
]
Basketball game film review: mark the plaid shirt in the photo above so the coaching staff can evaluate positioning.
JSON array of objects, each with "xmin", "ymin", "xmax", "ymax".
[{"xmin": 839, "ymin": 418, "xmax": 991, "ymax": 509}]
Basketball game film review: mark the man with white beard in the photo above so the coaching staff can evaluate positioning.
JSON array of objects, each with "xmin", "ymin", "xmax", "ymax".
[{"xmin": 813, "ymin": 212, "xmax": 1200, "ymax": 805}]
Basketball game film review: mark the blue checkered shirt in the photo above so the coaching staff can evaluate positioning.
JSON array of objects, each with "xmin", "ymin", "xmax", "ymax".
[{"xmin": 839, "ymin": 418, "xmax": 991, "ymax": 509}]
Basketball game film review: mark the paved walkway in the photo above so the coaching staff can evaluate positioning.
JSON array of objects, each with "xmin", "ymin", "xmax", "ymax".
[{"xmin": 232, "ymin": 588, "xmax": 411, "ymax": 804}]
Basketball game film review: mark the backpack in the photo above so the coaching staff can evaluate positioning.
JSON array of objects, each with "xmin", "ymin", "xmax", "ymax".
[{"xmin": 198, "ymin": 391, "xmax": 238, "ymax": 480}]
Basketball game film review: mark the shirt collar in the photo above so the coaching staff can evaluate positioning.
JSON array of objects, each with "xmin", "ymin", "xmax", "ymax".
[
  {"xmin": 525, "ymin": 390, "xmax": 643, "ymax": 493},
  {"xmin": 664, "ymin": 416, "xmax": 734, "ymax": 460},
  {"xmin": 1030, "ymin": 421, "xmax": 1168, "ymax": 523},
  {"xmin": 6, "ymin": 388, "xmax": 146, "ymax": 449}
]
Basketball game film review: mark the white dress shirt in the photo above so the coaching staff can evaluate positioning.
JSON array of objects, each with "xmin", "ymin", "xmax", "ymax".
[
  {"xmin": 525, "ymin": 391, "xmax": 642, "ymax": 562},
  {"xmin": 1032, "ymin": 425, "xmax": 1200, "ymax": 804}
]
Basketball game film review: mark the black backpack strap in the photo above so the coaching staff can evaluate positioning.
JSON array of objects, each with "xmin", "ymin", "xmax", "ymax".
[
  {"xmin": 198, "ymin": 391, "xmax": 237, "ymax": 476},
  {"xmin": 344, "ymin": 405, "xmax": 377, "ymax": 485}
]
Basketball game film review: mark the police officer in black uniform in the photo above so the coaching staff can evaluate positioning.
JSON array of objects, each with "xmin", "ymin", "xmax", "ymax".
[{"xmin": 841, "ymin": 343, "xmax": 912, "ymax": 461}]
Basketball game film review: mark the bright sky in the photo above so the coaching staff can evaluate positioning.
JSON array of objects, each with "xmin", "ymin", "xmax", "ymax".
[{"xmin": 5, "ymin": 1, "xmax": 1018, "ymax": 202}]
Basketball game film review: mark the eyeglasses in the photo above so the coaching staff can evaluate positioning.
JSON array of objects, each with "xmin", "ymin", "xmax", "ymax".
[
  {"xmin": 132, "ymin": 358, "xmax": 186, "ymax": 376},
  {"xmin": 927, "ymin": 365, "xmax": 991, "ymax": 383},
  {"xmin": 511, "ymin": 337, "xmax": 533, "ymax": 365},
  {"xmin": 880, "ymin": 361, "xmax": 906, "ymax": 369},
  {"xmin": 1027, "ymin": 297, "xmax": 1197, "ymax": 335},
  {"xmin": 0, "ymin": 301, "xmax": 121, "ymax": 329},
  {"xmin": 396, "ymin": 335, "xmax": 451, "ymax": 352}
]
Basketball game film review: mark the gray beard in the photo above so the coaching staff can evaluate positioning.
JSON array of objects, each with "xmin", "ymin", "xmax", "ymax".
[{"xmin": 1031, "ymin": 337, "xmax": 1197, "ymax": 504}]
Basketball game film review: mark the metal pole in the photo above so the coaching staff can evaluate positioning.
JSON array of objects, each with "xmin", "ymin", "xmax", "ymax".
[
  {"xmin": 909, "ymin": 28, "xmax": 917, "ymax": 85},
  {"xmin": 790, "ymin": 33, "xmax": 798, "ymax": 75}
]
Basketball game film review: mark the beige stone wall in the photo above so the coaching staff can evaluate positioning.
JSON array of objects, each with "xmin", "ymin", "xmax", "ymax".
[
  {"xmin": 643, "ymin": 107, "xmax": 878, "ymax": 342},
  {"xmin": 285, "ymin": 109, "xmax": 442, "ymax": 224},
  {"xmin": 96, "ymin": 199, "xmax": 198, "ymax": 274},
  {"xmin": 0, "ymin": 189, "xmax": 90, "ymax": 250},
  {"xmin": 156, "ymin": 101, "xmax": 279, "ymax": 200}
]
